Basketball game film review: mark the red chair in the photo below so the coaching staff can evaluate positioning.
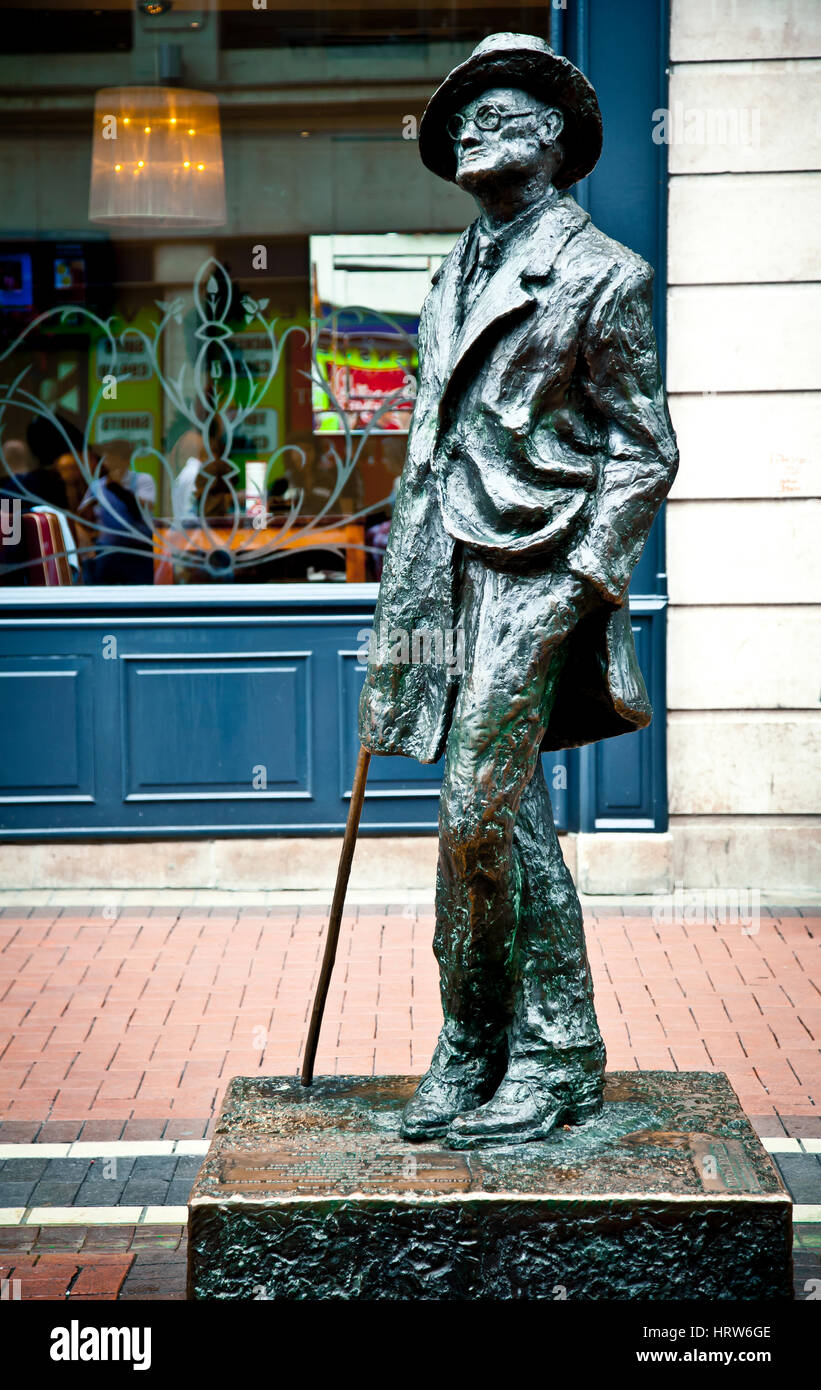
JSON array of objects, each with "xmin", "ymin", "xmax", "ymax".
[{"xmin": 22, "ymin": 510, "xmax": 72, "ymax": 586}]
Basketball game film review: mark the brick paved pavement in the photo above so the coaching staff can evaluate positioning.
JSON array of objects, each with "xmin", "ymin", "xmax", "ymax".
[
  {"xmin": 0, "ymin": 1223, "xmax": 185, "ymax": 1300},
  {"xmin": 1, "ymin": 901, "xmax": 818, "ymax": 1126},
  {"xmin": 0, "ymin": 897, "xmax": 819, "ymax": 1300}
]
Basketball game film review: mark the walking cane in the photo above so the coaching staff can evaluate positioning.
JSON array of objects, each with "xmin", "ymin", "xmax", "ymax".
[{"xmin": 301, "ymin": 744, "xmax": 371, "ymax": 1085}]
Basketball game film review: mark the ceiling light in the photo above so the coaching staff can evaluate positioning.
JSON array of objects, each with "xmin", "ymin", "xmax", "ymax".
[{"xmin": 89, "ymin": 87, "xmax": 226, "ymax": 227}]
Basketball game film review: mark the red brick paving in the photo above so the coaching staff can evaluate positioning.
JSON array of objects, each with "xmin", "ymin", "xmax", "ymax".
[
  {"xmin": 0, "ymin": 901, "xmax": 819, "ymax": 1302},
  {"xmin": 0, "ymin": 1226, "xmax": 185, "ymax": 1300},
  {"xmin": 0, "ymin": 904, "xmax": 818, "ymax": 1125},
  {"xmin": 0, "ymin": 1253, "xmax": 134, "ymax": 1300}
]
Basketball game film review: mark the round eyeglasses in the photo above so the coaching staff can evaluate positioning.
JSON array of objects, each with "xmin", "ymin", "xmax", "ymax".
[{"xmin": 447, "ymin": 103, "xmax": 536, "ymax": 141}]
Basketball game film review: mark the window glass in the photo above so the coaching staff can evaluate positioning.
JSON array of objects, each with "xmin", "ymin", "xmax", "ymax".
[{"xmin": 0, "ymin": 0, "xmax": 552, "ymax": 589}]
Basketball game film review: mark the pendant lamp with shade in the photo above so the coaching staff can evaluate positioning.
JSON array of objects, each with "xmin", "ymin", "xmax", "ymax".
[{"xmin": 89, "ymin": 46, "xmax": 226, "ymax": 228}]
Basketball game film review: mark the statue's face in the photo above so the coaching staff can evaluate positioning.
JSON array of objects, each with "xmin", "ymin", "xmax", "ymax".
[{"xmin": 451, "ymin": 86, "xmax": 559, "ymax": 192}]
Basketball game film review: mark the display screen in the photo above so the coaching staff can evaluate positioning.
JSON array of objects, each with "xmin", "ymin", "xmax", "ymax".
[
  {"xmin": 0, "ymin": 252, "xmax": 33, "ymax": 309},
  {"xmin": 53, "ymin": 245, "xmax": 87, "ymax": 299}
]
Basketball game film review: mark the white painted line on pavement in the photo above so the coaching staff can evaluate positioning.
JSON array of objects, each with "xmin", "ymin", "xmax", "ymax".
[
  {"xmin": 68, "ymin": 1141, "xmax": 176, "ymax": 1158},
  {"xmin": 0, "ymin": 1143, "xmax": 71, "ymax": 1159},
  {"xmin": 25, "ymin": 1206, "xmax": 145, "ymax": 1226},
  {"xmin": 0, "ymin": 1140, "xmax": 209, "ymax": 1160},
  {"xmin": 22, "ymin": 1206, "xmax": 188, "ymax": 1226},
  {"xmin": 143, "ymin": 1206, "xmax": 189, "ymax": 1225},
  {"xmin": 793, "ymin": 1205, "xmax": 821, "ymax": 1223}
]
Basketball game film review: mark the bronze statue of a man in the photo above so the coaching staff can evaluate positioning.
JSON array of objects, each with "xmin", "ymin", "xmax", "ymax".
[{"xmin": 359, "ymin": 33, "xmax": 679, "ymax": 1147}]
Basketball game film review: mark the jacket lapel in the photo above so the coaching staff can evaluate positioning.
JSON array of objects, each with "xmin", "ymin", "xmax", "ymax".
[
  {"xmin": 423, "ymin": 228, "xmax": 470, "ymax": 398},
  {"xmin": 443, "ymin": 193, "xmax": 590, "ymax": 392}
]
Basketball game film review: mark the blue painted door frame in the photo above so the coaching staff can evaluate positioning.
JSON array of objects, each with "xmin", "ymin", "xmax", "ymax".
[{"xmin": 560, "ymin": 0, "xmax": 673, "ymax": 832}]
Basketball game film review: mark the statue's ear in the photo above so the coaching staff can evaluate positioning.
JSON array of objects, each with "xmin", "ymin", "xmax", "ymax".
[{"xmin": 541, "ymin": 106, "xmax": 565, "ymax": 148}]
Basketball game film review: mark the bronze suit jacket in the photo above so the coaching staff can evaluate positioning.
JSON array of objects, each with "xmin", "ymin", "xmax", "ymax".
[{"xmin": 358, "ymin": 191, "xmax": 679, "ymax": 763}]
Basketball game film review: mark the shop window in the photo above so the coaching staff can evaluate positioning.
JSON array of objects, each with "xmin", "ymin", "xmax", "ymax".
[
  {"xmin": 221, "ymin": 3, "xmax": 551, "ymax": 50},
  {"xmin": 0, "ymin": 233, "xmax": 459, "ymax": 588},
  {"xmin": 0, "ymin": 1, "xmax": 555, "ymax": 592}
]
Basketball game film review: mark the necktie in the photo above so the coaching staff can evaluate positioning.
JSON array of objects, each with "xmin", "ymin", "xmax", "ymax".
[{"xmin": 459, "ymin": 231, "xmax": 499, "ymax": 325}]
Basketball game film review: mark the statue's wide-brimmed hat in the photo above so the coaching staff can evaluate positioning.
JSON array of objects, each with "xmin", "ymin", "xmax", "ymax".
[{"xmin": 418, "ymin": 32, "xmax": 602, "ymax": 191}]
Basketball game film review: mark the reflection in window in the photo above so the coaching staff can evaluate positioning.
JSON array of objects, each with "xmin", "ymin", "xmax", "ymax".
[
  {"xmin": 0, "ymin": 1, "xmax": 552, "ymax": 589},
  {"xmin": 1, "ymin": 235, "xmax": 454, "ymax": 588},
  {"xmin": 221, "ymin": 3, "xmax": 550, "ymax": 50}
]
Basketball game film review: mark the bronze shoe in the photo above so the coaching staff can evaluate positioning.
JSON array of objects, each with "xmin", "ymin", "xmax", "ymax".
[
  {"xmin": 444, "ymin": 1074, "xmax": 600, "ymax": 1149},
  {"xmin": 401, "ymin": 1032, "xmax": 504, "ymax": 1141}
]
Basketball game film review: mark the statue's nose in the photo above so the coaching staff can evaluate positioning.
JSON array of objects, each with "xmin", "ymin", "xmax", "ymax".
[{"xmin": 459, "ymin": 127, "xmax": 481, "ymax": 149}]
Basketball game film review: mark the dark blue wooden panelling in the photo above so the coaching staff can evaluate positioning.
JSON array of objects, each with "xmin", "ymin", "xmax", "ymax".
[
  {"xmin": 121, "ymin": 652, "xmax": 312, "ymax": 800},
  {"xmin": 0, "ymin": 594, "xmax": 444, "ymax": 836},
  {"xmin": 0, "ymin": 591, "xmax": 662, "ymax": 837},
  {"xmin": 0, "ymin": 656, "xmax": 95, "ymax": 801}
]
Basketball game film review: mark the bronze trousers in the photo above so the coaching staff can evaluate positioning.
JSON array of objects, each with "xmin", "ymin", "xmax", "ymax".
[{"xmin": 433, "ymin": 548, "xmax": 606, "ymax": 1105}]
